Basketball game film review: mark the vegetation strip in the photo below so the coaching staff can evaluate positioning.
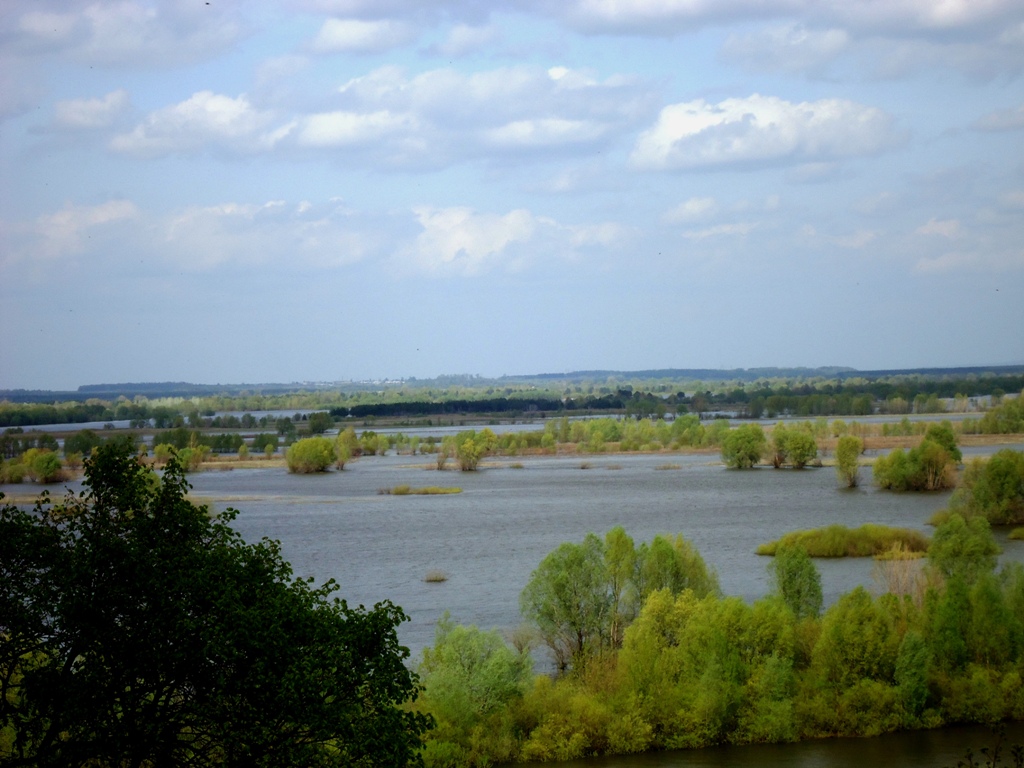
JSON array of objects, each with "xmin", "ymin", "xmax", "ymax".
[{"xmin": 756, "ymin": 524, "xmax": 930, "ymax": 558}]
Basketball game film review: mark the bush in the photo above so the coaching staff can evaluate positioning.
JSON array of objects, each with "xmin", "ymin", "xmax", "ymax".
[
  {"xmin": 835, "ymin": 435, "xmax": 863, "ymax": 488},
  {"xmin": 721, "ymin": 424, "xmax": 766, "ymax": 469},
  {"xmin": 757, "ymin": 524, "xmax": 929, "ymax": 558},
  {"xmin": 286, "ymin": 437, "xmax": 336, "ymax": 474},
  {"xmin": 948, "ymin": 450, "xmax": 1024, "ymax": 525},
  {"xmin": 873, "ymin": 438, "xmax": 957, "ymax": 491}
]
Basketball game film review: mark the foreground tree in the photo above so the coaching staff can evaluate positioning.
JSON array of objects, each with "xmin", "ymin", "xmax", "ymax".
[{"xmin": 0, "ymin": 439, "xmax": 429, "ymax": 767}]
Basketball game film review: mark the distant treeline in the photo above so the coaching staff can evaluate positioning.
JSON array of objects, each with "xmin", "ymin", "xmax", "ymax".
[
  {"xmin": 2, "ymin": 371, "xmax": 1023, "ymax": 428},
  {"xmin": 333, "ymin": 395, "xmax": 627, "ymax": 419}
]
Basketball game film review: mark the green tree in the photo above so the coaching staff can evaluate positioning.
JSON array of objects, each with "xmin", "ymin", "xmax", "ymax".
[
  {"xmin": 925, "ymin": 421, "xmax": 962, "ymax": 463},
  {"xmin": 928, "ymin": 513, "xmax": 999, "ymax": 586},
  {"xmin": 835, "ymin": 435, "xmax": 863, "ymax": 488},
  {"xmin": 721, "ymin": 424, "xmax": 766, "ymax": 469},
  {"xmin": 418, "ymin": 616, "xmax": 531, "ymax": 730},
  {"xmin": 28, "ymin": 450, "xmax": 64, "ymax": 484},
  {"xmin": 768, "ymin": 545, "xmax": 822, "ymax": 620},
  {"xmin": 0, "ymin": 439, "xmax": 429, "ymax": 767},
  {"xmin": 519, "ymin": 534, "xmax": 611, "ymax": 672},
  {"xmin": 286, "ymin": 436, "xmax": 336, "ymax": 474},
  {"xmin": 64, "ymin": 429, "xmax": 102, "ymax": 458},
  {"xmin": 634, "ymin": 534, "xmax": 719, "ymax": 602},
  {"xmin": 306, "ymin": 411, "xmax": 334, "ymax": 435},
  {"xmin": 950, "ymin": 450, "xmax": 1024, "ymax": 525}
]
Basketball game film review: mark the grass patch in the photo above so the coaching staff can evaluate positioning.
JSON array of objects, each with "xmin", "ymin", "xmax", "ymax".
[
  {"xmin": 509, "ymin": 462, "xmax": 525, "ymax": 469},
  {"xmin": 655, "ymin": 463, "xmax": 682, "ymax": 470},
  {"xmin": 378, "ymin": 485, "xmax": 462, "ymax": 496},
  {"xmin": 605, "ymin": 464, "xmax": 623, "ymax": 470},
  {"xmin": 1010, "ymin": 528, "xmax": 1024, "ymax": 541},
  {"xmin": 757, "ymin": 523, "xmax": 930, "ymax": 558},
  {"xmin": 424, "ymin": 570, "xmax": 449, "ymax": 583}
]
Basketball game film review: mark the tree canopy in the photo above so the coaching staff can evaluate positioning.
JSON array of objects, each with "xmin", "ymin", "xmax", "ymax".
[{"xmin": 0, "ymin": 439, "xmax": 429, "ymax": 767}]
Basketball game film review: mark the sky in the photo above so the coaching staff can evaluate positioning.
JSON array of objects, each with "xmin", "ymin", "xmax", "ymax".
[{"xmin": 1, "ymin": 0, "xmax": 1023, "ymax": 391}]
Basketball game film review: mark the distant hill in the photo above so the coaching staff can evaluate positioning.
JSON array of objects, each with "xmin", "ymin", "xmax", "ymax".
[{"xmin": 2, "ymin": 365, "xmax": 1022, "ymax": 404}]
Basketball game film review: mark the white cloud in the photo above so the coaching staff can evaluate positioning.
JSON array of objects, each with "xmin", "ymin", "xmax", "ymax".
[
  {"xmin": 916, "ymin": 218, "xmax": 962, "ymax": 238},
  {"xmin": 54, "ymin": 89, "xmax": 129, "ymax": 129},
  {"xmin": 682, "ymin": 222, "xmax": 757, "ymax": 240},
  {"xmin": 310, "ymin": 18, "xmax": 415, "ymax": 53},
  {"xmin": 974, "ymin": 103, "xmax": 1024, "ymax": 132},
  {"xmin": 297, "ymin": 110, "xmax": 414, "ymax": 147},
  {"xmin": 483, "ymin": 118, "xmax": 608, "ymax": 148},
  {"xmin": 111, "ymin": 91, "xmax": 287, "ymax": 156},
  {"xmin": 8, "ymin": 1, "xmax": 245, "ymax": 67},
  {"xmin": 99, "ymin": 64, "xmax": 649, "ymax": 164},
  {"xmin": 550, "ymin": 0, "xmax": 1022, "ymax": 35},
  {"xmin": 914, "ymin": 248, "xmax": 1024, "ymax": 272},
  {"xmin": 406, "ymin": 205, "xmax": 622, "ymax": 275},
  {"xmin": 722, "ymin": 24, "xmax": 849, "ymax": 73},
  {"xmin": 32, "ymin": 200, "xmax": 138, "ymax": 260},
  {"xmin": 833, "ymin": 230, "xmax": 878, "ymax": 248},
  {"xmin": 631, "ymin": 94, "xmax": 898, "ymax": 171},
  {"xmin": 410, "ymin": 206, "xmax": 539, "ymax": 274},
  {"xmin": 684, "ymin": 222, "xmax": 757, "ymax": 240},
  {"xmin": 161, "ymin": 200, "xmax": 374, "ymax": 270},
  {"xmin": 431, "ymin": 23, "xmax": 498, "ymax": 57},
  {"xmin": 663, "ymin": 197, "xmax": 718, "ymax": 223}
]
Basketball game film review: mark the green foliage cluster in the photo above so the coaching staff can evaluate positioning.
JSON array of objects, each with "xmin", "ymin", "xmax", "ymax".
[
  {"xmin": 417, "ymin": 518, "xmax": 1024, "ymax": 767},
  {"xmin": 285, "ymin": 436, "xmax": 336, "ymax": 474},
  {"xmin": 1, "ymin": 429, "xmax": 59, "ymax": 460},
  {"xmin": 756, "ymin": 524, "xmax": 930, "ymax": 558},
  {"xmin": 721, "ymin": 424, "xmax": 768, "ymax": 469},
  {"xmin": 0, "ymin": 440, "xmax": 429, "ymax": 766},
  {"xmin": 874, "ymin": 428, "xmax": 961, "ymax": 492},
  {"xmin": 963, "ymin": 396, "xmax": 1024, "ymax": 435},
  {"xmin": 519, "ymin": 529, "xmax": 719, "ymax": 673},
  {"xmin": 0, "ymin": 448, "xmax": 66, "ymax": 484},
  {"xmin": 835, "ymin": 434, "xmax": 864, "ymax": 488},
  {"xmin": 947, "ymin": 450, "xmax": 1024, "ymax": 525},
  {"xmin": 769, "ymin": 424, "xmax": 818, "ymax": 469}
]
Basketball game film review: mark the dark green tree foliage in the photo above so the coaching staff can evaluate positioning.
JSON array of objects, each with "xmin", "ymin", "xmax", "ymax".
[
  {"xmin": 768, "ymin": 545, "xmax": 822, "ymax": 620},
  {"xmin": 0, "ymin": 440, "xmax": 429, "ymax": 767},
  {"xmin": 306, "ymin": 411, "xmax": 334, "ymax": 434},
  {"xmin": 63, "ymin": 429, "xmax": 103, "ymax": 457}
]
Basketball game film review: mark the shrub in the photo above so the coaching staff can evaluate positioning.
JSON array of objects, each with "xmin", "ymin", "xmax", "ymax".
[
  {"xmin": 757, "ymin": 524, "xmax": 929, "ymax": 558},
  {"xmin": 873, "ymin": 438, "xmax": 957, "ymax": 491},
  {"xmin": 948, "ymin": 450, "xmax": 1024, "ymax": 525},
  {"xmin": 835, "ymin": 435, "xmax": 864, "ymax": 488},
  {"xmin": 285, "ymin": 437, "xmax": 336, "ymax": 474},
  {"xmin": 721, "ymin": 424, "xmax": 766, "ymax": 469}
]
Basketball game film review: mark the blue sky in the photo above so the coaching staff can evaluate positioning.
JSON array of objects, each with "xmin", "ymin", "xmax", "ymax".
[{"xmin": 1, "ymin": 0, "xmax": 1022, "ymax": 390}]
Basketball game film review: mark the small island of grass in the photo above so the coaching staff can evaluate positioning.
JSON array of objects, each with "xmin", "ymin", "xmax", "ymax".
[
  {"xmin": 757, "ymin": 523, "xmax": 929, "ymax": 558},
  {"xmin": 378, "ymin": 485, "xmax": 462, "ymax": 495}
]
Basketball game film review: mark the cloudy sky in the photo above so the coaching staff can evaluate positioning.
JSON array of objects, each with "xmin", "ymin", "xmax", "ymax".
[{"xmin": 2, "ymin": 0, "xmax": 1023, "ymax": 390}]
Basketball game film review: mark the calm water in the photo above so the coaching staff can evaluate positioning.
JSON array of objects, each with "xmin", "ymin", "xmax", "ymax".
[{"xmin": 178, "ymin": 452, "xmax": 1024, "ymax": 659}]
